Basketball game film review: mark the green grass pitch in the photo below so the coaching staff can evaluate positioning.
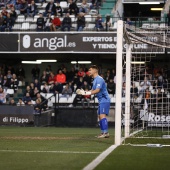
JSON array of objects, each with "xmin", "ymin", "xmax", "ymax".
[{"xmin": 0, "ymin": 126, "xmax": 170, "ymax": 170}]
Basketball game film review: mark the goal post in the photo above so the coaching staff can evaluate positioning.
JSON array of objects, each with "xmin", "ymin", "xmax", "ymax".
[
  {"xmin": 115, "ymin": 20, "xmax": 170, "ymax": 147},
  {"xmin": 115, "ymin": 20, "xmax": 123, "ymax": 145}
]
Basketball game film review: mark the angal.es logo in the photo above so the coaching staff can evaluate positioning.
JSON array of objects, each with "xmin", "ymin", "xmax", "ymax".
[
  {"xmin": 23, "ymin": 35, "xmax": 31, "ymax": 48},
  {"xmin": 22, "ymin": 34, "xmax": 76, "ymax": 50}
]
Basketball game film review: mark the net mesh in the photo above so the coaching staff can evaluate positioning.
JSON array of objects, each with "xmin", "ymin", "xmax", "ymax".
[{"xmin": 122, "ymin": 23, "xmax": 170, "ymax": 146}]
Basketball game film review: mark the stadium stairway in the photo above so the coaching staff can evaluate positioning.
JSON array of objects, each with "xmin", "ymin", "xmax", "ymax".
[{"xmin": 99, "ymin": 0, "xmax": 117, "ymax": 17}]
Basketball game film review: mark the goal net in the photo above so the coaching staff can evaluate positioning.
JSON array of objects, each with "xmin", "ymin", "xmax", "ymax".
[{"xmin": 115, "ymin": 20, "xmax": 170, "ymax": 147}]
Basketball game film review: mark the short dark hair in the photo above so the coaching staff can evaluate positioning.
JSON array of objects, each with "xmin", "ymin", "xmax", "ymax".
[{"xmin": 89, "ymin": 65, "xmax": 99, "ymax": 70}]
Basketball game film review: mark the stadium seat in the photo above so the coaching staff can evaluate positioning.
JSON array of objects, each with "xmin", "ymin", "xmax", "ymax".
[
  {"xmin": 6, "ymin": 89, "xmax": 14, "ymax": 95},
  {"xmin": 111, "ymin": 97, "xmax": 115, "ymax": 103},
  {"xmin": 85, "ymin": 15, "xmax": 92, "ymax": 22},
  {"xmin": 59, "ymin": 97, "xmax": 68, "ymax": 103},
  {"xmin": 16, "ymin": 15, "xmax": 25, "ymax": 22},
  {"xmin": 15, "ymin": 10, "xmax": 20, "ymax": 15},
  {"xmin": 42, "ymin": 3, "xmax": 47, "ymax": 8},
  {"xmin": 141, "ymin": 23, "xmax": 150, "ymax": 28},
  {"xmin": 39, "ymin": 9, "xmax": 46, "ymax": 14},
  {"xmin": 20, "ymin": 23, "xmax": 30, "ymax": 30},
  {"xmin": 150, "ymin": 23, "xmax": 159, "ymax": 28},
  {"xmin": 26, "ymin": 17, "xmax": 34, "ymax": 22},
  {"xmin": 30, "ymin": 24, "xmax": 37, "ymax": 30},
  {"xmin": 70, "ymin": 15, "xmax": 76, "ymax": 22},
  {"xmin": 33, "ymin": 15, "xmax": 39, "ymax": 22},
  {"xmin": 18, "ymin": 81, "xmax": 22, "ymax": 86},
  {"xmin": 13, "ymin": 24, "xmax": 21, "ymax": 31},
  {"xmin": 89, "ymin": 9, "xmax": 98, "ymax": 15},
  {"xmin": 60, "ymin": 1, "xmax": 68, "ymax": 8},
  {"xmin": 85, "ymin": 24, "xmax": 95, "ymax": 31}
]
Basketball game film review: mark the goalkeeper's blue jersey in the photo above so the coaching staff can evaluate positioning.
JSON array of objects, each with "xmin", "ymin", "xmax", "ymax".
[{"xmin": 92, "ymin": 75, "xmax": 110, "ymax": 104}]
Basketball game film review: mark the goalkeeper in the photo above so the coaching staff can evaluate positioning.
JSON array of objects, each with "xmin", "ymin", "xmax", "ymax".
[{"xmin": 76, "ymin": 65, "xmax": 110, "ymax": 138}]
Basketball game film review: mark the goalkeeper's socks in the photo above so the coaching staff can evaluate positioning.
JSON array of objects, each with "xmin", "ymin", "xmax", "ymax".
[
  {"xmin": 99, "ymin": 120, "xmax": 104, "ymax": 133},
  {"xmin": 101, "ymin": 118, "xmax": 108, "ymax": 133}
]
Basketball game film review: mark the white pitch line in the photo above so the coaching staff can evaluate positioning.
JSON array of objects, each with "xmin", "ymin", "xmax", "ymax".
[
  {"xmin": 0, "ymin": 150, "xmax": 100, "ymax": 154},
  {"xmin": 83, "ymin": 145, "xmax": 118, "ymax": 170}
]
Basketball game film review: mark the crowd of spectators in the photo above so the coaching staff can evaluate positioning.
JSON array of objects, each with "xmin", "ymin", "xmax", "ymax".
[
  {"xmin": 0, "ymin": 63, "xmax": 170, "ymax": 112},
  {"xmin": 0, "ymin": 0, "xmax": 106, "ymax": 32}
]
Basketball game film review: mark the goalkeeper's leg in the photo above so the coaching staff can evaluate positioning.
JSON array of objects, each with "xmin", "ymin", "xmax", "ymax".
[{"xmin": 97, "ymin": 103, "xmax": 110, "ymax": 138}]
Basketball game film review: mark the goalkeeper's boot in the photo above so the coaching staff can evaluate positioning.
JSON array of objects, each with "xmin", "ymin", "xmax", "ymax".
[
  {"xmin": 104, "ymin": 132, "xmax": 110, "ymax": 138},
  {"xmin": 97, "ymin": 133, "xmax": 106, "ymax": 138}
]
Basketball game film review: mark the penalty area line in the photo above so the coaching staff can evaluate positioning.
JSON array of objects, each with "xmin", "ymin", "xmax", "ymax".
[
  {"xmin": 83, "ymin": 145, "xmax": 118, "ymax": 170},
  {"xmin": 0, "ymin": 150, "xmax": 100, "ymax": 154}
]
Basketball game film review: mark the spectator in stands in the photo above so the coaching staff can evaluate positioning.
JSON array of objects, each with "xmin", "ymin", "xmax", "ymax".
[
  {"xmin": 34, "ymin": 98, "xmax": 41, "ymax": 114},
  {"xmin": 16, "ymin": 64, "xmax": 25, "ymax": 81},
  {"xmin": 81, "ymin": 81, "xmax": 90, "ymax": 91},
  {"xmin": 20, "ymin": 0, "xmax": 28, "ymax": 15},
  {"xmin": 130, "ymin": 82, "xmax": 138, "ymax": 99},
  {"xmin": 54, "ymin": 81, "xmax": 63, "ymax": 93},
  {"xmin": 77, "ymin": 12, "xmax": 85, "ymax": 31},
  {"xmin": 141, "ymin": 88, "xmax": 151, "ymax": 109},
  {"xmin": 33, "ymin": 86, "xmax": 39, "ymax": 97},
  {"xmin": 9, "ymin": 98, "xmax": 16, "ymax": 105},
  {"xmin": 62, "ymin": 67, "xmax": 69, "ymax": 82},
  {"xmin": 40, "ymin": 71, "xmax": 49, "ymax": 85},
  {"xmin": 50, "ymin": 14, "xmax": 61, "ymax": 31},
  {"xmin": 56, "ymin": 3, "xmax": 63, "ymax": 17},
  {"xmin": 41, "ymin": 82, "xmax": 49, "ymax": 93},
  {"xmin": 104, "ymin": 70, "xmax": 111, "ymax": 83},
  {"xmin": 69, "ymin": 93, "xmax": 82, "ymax": 107},
  {"xmin": 94, "ymin": 15, "xmax": 104, "ymax": 31},
  {"xmin": 27, "ymin": 0, "xmax": 37, "ymax": 17},
  {"xmin": 10, "ymin": 74, "xmax": 18, "ymax": 92},
  {"xmin": 34, "ymin": 79, "xmax": 40, "ymax": 90},
  {"xmin": 1, "ymin": 13, "xmax": 13, "ymax": 31},
  {"xmin": 46, "ymin": 65, "xmax": 52, "ymax": 76},
  {"xmin": 30, "ymin": 82, "xmax": 35, "ymax": 94},
  {"xmin": 36, "ymin": 93, "xmax": 47, "ymax": 110},
  {"xmin": 156, "ymin": 88, "xmax": 167, "ymax": 107},
  {"xmin": 61, "ymin": 13, "xmax": 72, "ymax": 31},
  {"xmin": 68, "ymin": 67, "xmax": 76, "ymax": 82},
  {"xmin": 0, "ymin": 14, "xmax": 4, "ymax": 31},
  {"xmin": 22, "ymin": 92, "xmax": 32, "ymax": 104},
  {"xmin": 31, "ymin": 65, "xmax": 40, "ymax": 80},
  {"xmin": 0, "ymin": 87, "xmax": 6, "ymax": 104},
  {"xmin": 79, "ymin": 0, "xmax": 89, "ymax": 14},
  {"xmin": 62, "ymin": 83, "xmax": 72, "ymax": 96},
  {"xmin": 44, "ymin": 14, "xmax": 52, "ymax": 31},
  {"xmin": 90, "ymin": 0, "xmax": 101, "ymax": 9},
  {"xmin": 49, "ymin": 83, "xmax": 55, "ymax": 93},
  {"xmin": 2, "ymin": 75, "xmax": 10, "ymax": 89},
  {"xmin": 126, "ymin": 18, "xmax": 133, "ymax": 26},
  {"xmin": 56, "ymin": 69, "xmax": 66, "ymax": 84},
  {"xmin": 48, "ymin": 72, "xmax": 56, "ymax": 85},
  {"xmin": 44, "ymin": 0, "xmax": 56, "ymax": 17},
  {"xmin": 1, "ymin": 7, "xmax": 8, "ymax": 18},
  {"xmin": 9, "ymin": 7, "xmax": 17, "ymax": 25},
  {"xmin": 140, "ymin": 77, "xmax": 151, "ymax": 95},
  {"xmin": 68, "ymin": 0, "xmax": 79, "ymax": 16},
  {"xmin": 81, "ymin": 88, "xmax": 91, "ymax": 108},
  {"xmin": 36, "ymin": 13, "xmax": 45, "ymax": 31},
  {"xmin": 15, "ymin": 0, "xmax": 22, "ymax": 10},
  {"xmin": 167, "ymin": 9, "xmax": 170, "ymax": 26},
  {"xmin": 77, "ymin": 67, "xmax": 85, "ymax": 77},
  {"xmin": 76, "ymin": 76, "xmax": 84, "ymax": 89},
  {"xmin": 122, "ymin": 82, "xmax": 126, "ymax": 97},
  {"xmin": 17, "ymin": 98, "xmax": 25, "ymax": 106},
  {"xmin": 107, "ymin": 79, "xmax": 115, "ymax": 95},
  {"xmin": 25, "ymin": 85, "xmax": 32, "ymax": 96},
  {"xmin": 157, "ymin": 71, "xmax": 164, "ymax": 88},
  {"xmin": 6, "ymin": 70, "xmax": 12, "ymax": 79}
]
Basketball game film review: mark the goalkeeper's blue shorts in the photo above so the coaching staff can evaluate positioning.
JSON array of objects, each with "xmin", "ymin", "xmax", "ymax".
[{"xmin": 98, "ymin": 102, "xmax": 110, "ymax": 115}]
